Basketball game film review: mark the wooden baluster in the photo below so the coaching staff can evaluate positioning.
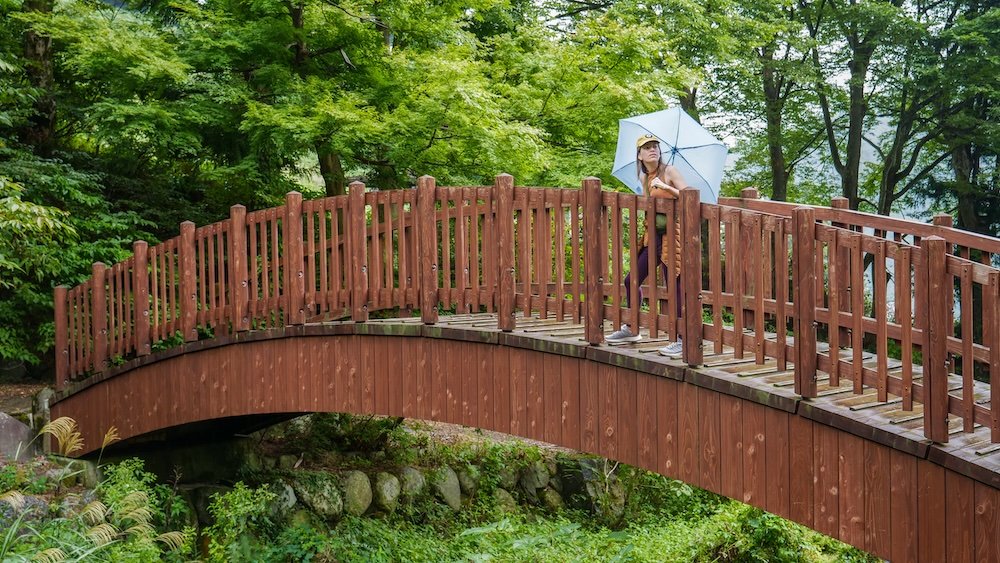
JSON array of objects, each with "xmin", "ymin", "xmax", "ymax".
[
  {"xmin": 990, "ymin": 272, "xmax": 1000, "ymax": 442},
  {"xmin": 54, "ymin": 285, "xmax": 68, "ymax": 390},
  {"xmin": 133, "ymin": 241, "xmax": 150, "ymax": 356},
  {"xmin": 830, "ymin": 197, "xmax": 852, "ymax": 347},
  {"xmin": 583, "ymin": 177, "xmax": 604, "ymax": 345},
  {"xmin": 793, "ymin": 207, "xmax": 817, "ymax": 397},
  {"xmin": 179, "ymin": 221, "xmax": 197, "ymax": 341},
  {"xmin": 349, "ymin": 183, "xmax": 369, "ymax": 322},
  {"xmin": 285, "ymin": 192, "xmax": 305, "ymax": 325},
  {"xmin": 681, "ymin": 187, "xmax": 703, "ymax": 366},
  {"xmin": 91, "ymin": 262, "xmax": 108, "ymax": 372},
  {"xmin": 922, "ymin": 236, "xmax": 949, "ymax": 442},
  {"xmin": 229, "ymin": 205, "xmax": 249, "ymax": 332},
  {"xmin": 496, "ymin": 174, "xmax": 515, "ymax": 331},
  {"xmin": 417, "ymin": 176, "xmax": 438, "ymax": 324}
]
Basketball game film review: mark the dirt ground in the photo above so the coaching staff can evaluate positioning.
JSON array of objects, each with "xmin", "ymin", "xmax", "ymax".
[{"xmin": 0, "ymin": 383, "xmax": 45, "ymax": 415}]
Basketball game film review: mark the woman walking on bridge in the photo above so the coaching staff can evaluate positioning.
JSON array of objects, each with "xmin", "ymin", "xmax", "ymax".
[{"xmin": 605, "ymin": 133, "xmax": 688, "ymax": 358}]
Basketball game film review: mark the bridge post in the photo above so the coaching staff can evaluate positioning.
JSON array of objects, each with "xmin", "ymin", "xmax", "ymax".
[
  {"xmin": 680, "ymin": 187, "xmax": 703, "ymax": 366},
  {"xmin": 284, "ymin": 192, "xmax": 305, "ymax": 325},
  {"xmin": 583, "ymin": 177, "xmax": 604, "ymax": 345},
  {"xmin": 792, "ymin": 208, "xmax": 817, "ymax": 398},
  {"xmin": 922, "ymin": 236, "xmax": 950, "ymax": 443},
  {"xmin": 417, "ymin": 176, "xmax": 438, "ymax": 324},
  {"xmin": 91, "ymin": 262, "xmax": 108, "ymax": 372},
  {"xmin": 349, "ymin": 182, "xmax": 369, "ymax": 322},
  {"xmin": 740, "ymin": 187, "xmax": 759, "ymax": 199},
  {"xmin": 54, "ymin": 285, "xmax": 68, "ymax": 390},
  {"xmin": 495, "ymin": 174, "xmax": 516, "ymax": 331},
  {"xmin": 228, "ymin": 205, "xmax": 250, "ymax": 332},
  {"xmin": 179, "ymin": 221, "xmax": 198, "ymax": 342},
  {"xmin": 132, "ymin": 240, "xmax": 150, "ymax": 356}
]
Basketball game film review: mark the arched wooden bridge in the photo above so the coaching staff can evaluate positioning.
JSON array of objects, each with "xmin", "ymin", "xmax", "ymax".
[{"xmin": 51, "ymin": 176, "xmax": 999, "ymax": 561}]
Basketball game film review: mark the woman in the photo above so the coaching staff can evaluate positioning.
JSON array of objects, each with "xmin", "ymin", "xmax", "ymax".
[{"xmin": 605, "ymin": 133, "xmax": 687, "ymax": 358}]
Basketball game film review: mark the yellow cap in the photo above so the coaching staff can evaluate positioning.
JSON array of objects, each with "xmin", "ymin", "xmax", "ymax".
[{"xmin": 636, "ymin": 133, "xmax": 661, "ymax": 148}]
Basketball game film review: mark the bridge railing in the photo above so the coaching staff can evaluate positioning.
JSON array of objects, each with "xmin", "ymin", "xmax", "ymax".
[{"xmin": 54, "ymin": 176, "xmax": 998, "ymax": 444}]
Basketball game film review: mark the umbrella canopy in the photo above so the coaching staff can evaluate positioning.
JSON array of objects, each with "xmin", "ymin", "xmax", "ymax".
[{"xmin": 611, "ymin": 107, "xmax": 728, "ymax": 202}]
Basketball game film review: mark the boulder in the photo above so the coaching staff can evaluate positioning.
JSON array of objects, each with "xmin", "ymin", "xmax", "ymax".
[
  {"xmin": 432, "ymin": 466, "xmax": 462, "ymax": 511},
  {"xmin": 498, "ymin": 467, "xmax": 519, "ymax": 491},
  {"xmin": 372, "ymin": 472, "xmax": 401, "ymax": 513},
  {"xmin": 291, "ymin": 474, "xmax": 343, "ymax": 521},
  {"xmin": 540, "ymin": 487, "xmax": 565, "ymax": 512},
  {"xmin": 398, "ymin": 466, "xmax": 426, "ymax": 498},
  {"xmin": 0, "ymin": 412, "xmax": 35, "ymax": 461},
  {"xmin": 493, "ymin": 488, "xmax": 518, "ymax": 514},
  {"xmin": 268, "ymin": 482, "xmax": 298, "ymax": 517},
  {"xmin": 518, "ymin": 460, "xmax": 549, "ymax": 502},
  {"xmin": 456, "ymin": 465, "xmax": 480, "ymax": 497},
  {"xmin": 340, "ymin": 470, "xmax": 372, "ymax": 516}
]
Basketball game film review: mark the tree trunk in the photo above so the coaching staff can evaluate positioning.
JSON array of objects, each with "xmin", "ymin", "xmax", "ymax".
[
  {"xmin": 679, "ymin": 88, "xmax": 700, "ymax": 123},
  {"xmin": 318, "ymin": 148, "xmax": 346, "ymax": 197},
  {"xmin": 842, "ymin": 44, "xmax": 874, "ymax": 210},
  {"xmin": 20, "ymin": 0, "xmax": 56, "ymax": 156},
  {"xmin": 952, "ymin": 144, "xmax": 981, "ymax": 233},
  {"xmin": 761, "ymin": 45, "xmax": 789, "ymax": 201}
]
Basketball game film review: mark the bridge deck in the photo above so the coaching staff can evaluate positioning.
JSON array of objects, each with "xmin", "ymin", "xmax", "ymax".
[{"xmin": 358, "ymin": 312, "xmax": 1000, "ymax": 486}]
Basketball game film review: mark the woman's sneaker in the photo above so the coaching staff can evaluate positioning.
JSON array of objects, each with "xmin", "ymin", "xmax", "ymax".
[
  {"xmin": 658, "ymin": 339, "xmax": 683, "ymax": 359},
  {"xmin": 606, "ymin": 324, "xmax": 641, "ymax": 343}
]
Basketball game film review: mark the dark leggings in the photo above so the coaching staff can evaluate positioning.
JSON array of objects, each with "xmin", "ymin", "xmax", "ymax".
[{"xmin": 623, "ymin": 232, "xmax": 682, "ymax": 318}]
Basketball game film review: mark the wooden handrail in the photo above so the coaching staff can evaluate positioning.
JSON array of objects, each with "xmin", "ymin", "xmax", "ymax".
[{"xmin": 54, "ymin": 177, "xmax": 1000, "ymax": 444}]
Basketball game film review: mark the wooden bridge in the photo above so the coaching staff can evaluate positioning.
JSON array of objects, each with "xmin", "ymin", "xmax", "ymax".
[{"xmin": 50, "ymin": 176, "xmax": 999, "ymax": 561}]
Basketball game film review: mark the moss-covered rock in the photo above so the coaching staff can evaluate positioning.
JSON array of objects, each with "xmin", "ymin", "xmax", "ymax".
[
  {"xmin": 373, "ymin": 472, "xmax": 400, "ymax": 513},
  {"xmin": 340, "ymin": 470, "xmax": 372, "ymax": 516},
  {"xmin": 432, "ymin": 466, "xmax": 461, "ymax": 511}
]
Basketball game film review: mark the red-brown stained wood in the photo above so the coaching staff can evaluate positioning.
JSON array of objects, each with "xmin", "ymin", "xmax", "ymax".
[
  {"xmin": 525, "ymin": 350, "xmax": 544, "ymax": 441},
  {"xmin": 616, "ymin": 367, "xmax": 638, "ymax": 467},
  {"xmin": 656, "ymin": 376, "xmax": 679, "ymax": 479},
  {"xmin": 477, "ymin": 342, "xmax": 492, "ymax": 431},
  {"xmin": 417, "ymin": 177, "xmax": 438, "ymax": 324},
  {"xmin": 974, "ymin": 482, "xmax": 999, "ymax": 563},
  {"xmin": 445, "ymin": 340, "xmax": 461, "ymax": 425},
  {"xmin": 598, "ymin": 363, "xmax": 619, "ymax": 461},
  {"xmin": 401, "ymin": 337, "xmax": 415, "ymax": 418},
  {"xmin": 417, "ymin": 337, "xmax": 433, "ymax": 420},
  {"xmin": 916, "ymin": 459, "xmax": 946, "ymax": 563},
  {"xmin": 890, "ymin": 449, "xmax": 918, "ymax": 563},
  {"xmin": 360, "ymin": 336, "xmax": 375, "ymax": 415},
  {"xmin": 678, "ymin": 382, "xmax": 699, "ymax": 485},
  {"xmin": 764, "ymin": 408, "xmax": 790, "ymax": 519},
  {"xmin": 583, "ymin": 178, "xmax": 604, "ymax": 344},
  {"xmin": 813, "ymin": 423, "xmax": 840, "ymax": 539},
  {"xmin": 580, "ymin": 360, "xmax": 599, "ymax": 453},
  {"xmin": 789, "ymin": 415, "xmax": 814, "ymax": 528},
  {"xmin": 560, "ymin": 356, "xmax": 581, "ymax": 451},
  {"xmin": 543, "ymin": 353, "xmax": 561, "ymax": 445},
  {"xmin": 923, "ymin": 236, "xmax": 950, "ymax": 442},
  {"xmin": 54, "ymin": 286, "xmax": 68, "ymax": 389},
  {"xmin": 463, "ymin": 342, "xmax": 478, "ymax": 427},
  {"xmin": 496, "ymin": 175, "xmax": 515, "ymax": 331},
  {"xmin": 837, "ymin": 432, "xmax": 865, "ymax": 549},
  {"xmin": 509, "ymin": 348, "xmax": 527, "ymax": 438},
  {"xmin": 635, "ymin": 372, "xmax": 658, "ymax": 473},
  {"xmin": 742, "ymin": 400, "xmax": 766, "ymax": 507},
  {"xmin": 373, "ymin": 337, "xmax": 387, "ymax": 416},
  {"xmin": 493, "ymin": 346, "xmax": 511, "ymax": 434},
  {"xmin": 680, "ymin": 188, "xmax": 703, "ymax": 364},
  {"xmin": 946, "ymin": 470, "xmax": 975, "ymax": 563},
  {"xmin": 699, "ymin": 388, "xmax": 721, "ymax": 495},
  {"xmin": 793, "ymin": 207, "xmax": 817, "ymax": 397},
  {"xmin": 719, "ymin": 395, "xmax": 744, "ymax": 501}
]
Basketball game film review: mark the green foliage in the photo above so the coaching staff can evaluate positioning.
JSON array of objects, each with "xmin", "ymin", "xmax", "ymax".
[
  {"xmin": 0, "ymin": 457, "xmax": 194, "ymax": 561},
  {"xmin": 204, "ymin": 481, "xmax": 277, "ymax": 563}
]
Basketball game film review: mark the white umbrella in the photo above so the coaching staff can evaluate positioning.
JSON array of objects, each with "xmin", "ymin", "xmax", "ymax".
[{"xmin": 611, "ymin": 107, "xmax": 728, "ymax": 202}]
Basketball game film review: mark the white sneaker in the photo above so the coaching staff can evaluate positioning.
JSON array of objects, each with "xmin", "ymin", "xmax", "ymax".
[
  {"xmin": 606, "ymin": 324, "xmax": 641, "ymax": 343},
  {"xmin": 658, "ymin": 339, "xmax": 683, "ymax": 359}
]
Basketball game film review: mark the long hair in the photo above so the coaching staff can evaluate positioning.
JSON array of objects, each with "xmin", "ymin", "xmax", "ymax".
[{"xmin": 636, "ymin": 145, "xmax": 667, "ymax": 191}]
